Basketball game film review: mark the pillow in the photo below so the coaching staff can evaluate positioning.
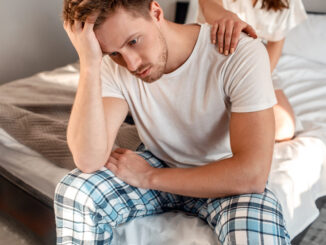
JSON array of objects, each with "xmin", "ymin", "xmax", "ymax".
[{"xmin": 282, "ymin": 14, "xmax": 326, "ymax": 64}]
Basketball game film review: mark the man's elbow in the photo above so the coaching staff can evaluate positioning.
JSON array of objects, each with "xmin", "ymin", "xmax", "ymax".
[
  {"xmin": 248, "ymin": 177, "xmax": 267, "ymax": 194},
  {"xmin": 239, "ymin": 160, "xmax": 270, "ymax": 194},
  {"xmin": 73, "ymin": 155, "xmax": 107, "ymax": 174}
]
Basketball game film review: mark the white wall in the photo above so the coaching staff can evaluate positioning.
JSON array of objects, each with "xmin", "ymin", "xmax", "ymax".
[
  {"xmin": 0, "ymin": 0, "xmax": 185, "ymax": 85},
  {"xmin": 157, "ymin": 0, "xmax": 178, "ymax": 21},
  {"xmin": 0, "ymin": 0, "xmax": 78, "ymax": 84}
]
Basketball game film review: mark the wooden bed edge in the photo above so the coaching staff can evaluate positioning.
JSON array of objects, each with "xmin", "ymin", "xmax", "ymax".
[{"xmin": 0, "ymin": 166, "xmax": 56, "ymax": 244}]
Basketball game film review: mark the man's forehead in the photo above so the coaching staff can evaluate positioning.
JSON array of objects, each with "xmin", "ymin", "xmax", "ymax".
[{"xmin": 95, "ymin": 10, "xmax": 151, "ymax": 52}]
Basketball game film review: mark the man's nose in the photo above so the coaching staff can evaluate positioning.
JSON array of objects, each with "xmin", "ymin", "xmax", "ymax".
[{"xmin": 123, "ymin": 53, "xmax": 141, "ymax": 72}]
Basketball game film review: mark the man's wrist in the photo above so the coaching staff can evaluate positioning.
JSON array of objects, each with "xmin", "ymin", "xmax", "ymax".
[
  {"xmin": 79, "ymin": 58, "xmax": 102, "ymax": 71},
  {"xmin": 145, "ymin": 167, "xmax": 160, "ymax": 190},
  {"xmin": 80, "ymin": 63, "xmax": 101, "ymax": 77}
]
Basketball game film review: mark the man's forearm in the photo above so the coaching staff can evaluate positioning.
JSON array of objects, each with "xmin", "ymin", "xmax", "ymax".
[
  {"xmin": 147, "ymin": 156, "xmax": 270, "ymax": 198},
  {"xmin": 67, "ymin": 65, "xmax": 110, "ymax": 173}
]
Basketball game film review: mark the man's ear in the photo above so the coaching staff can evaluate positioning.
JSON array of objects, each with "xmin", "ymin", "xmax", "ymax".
[{"xmin": 149, "ymin": 1, "xmax": 163, "ymax": 23}]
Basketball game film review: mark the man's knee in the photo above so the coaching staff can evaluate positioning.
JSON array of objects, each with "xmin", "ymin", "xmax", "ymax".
[
  {"xmin": 54, "ymin": 168, "xmax": 116, "ymax": 211},
  {"xmin": 208, "ymin": 189, "xmax": 290, "ymax": 244}
]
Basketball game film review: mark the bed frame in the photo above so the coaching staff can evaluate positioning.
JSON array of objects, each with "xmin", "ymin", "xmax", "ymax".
[{"xmin": 0, "ymin": 165, "xmax": 56, "ymax": 244}]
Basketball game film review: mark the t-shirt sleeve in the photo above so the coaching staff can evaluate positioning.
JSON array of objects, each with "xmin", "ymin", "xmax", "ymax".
[
  {"xmin": 101, "ymin": 56, "xmax": 125, "ymax": 99},
  {"xmin": 223, "ymin": 35, "xmax": 277, "ymax": 113}
]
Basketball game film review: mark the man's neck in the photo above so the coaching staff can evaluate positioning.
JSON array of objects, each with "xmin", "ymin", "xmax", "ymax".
[{"xmin": 161, "ymin": 22, "xmax": 201, "ymax": 74}]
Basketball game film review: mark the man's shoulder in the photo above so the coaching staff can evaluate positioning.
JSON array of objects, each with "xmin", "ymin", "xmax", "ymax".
[{"xmin": 236, "ymin": 33, "xmax": 266, "ymax": 56}]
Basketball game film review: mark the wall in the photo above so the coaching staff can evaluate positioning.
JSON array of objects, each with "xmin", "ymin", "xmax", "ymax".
[
  {"xmin": 0, "ymin": 0, "xmax": 78, "ymax": 84},
  {"xmin": 0, "ymin": 0, "xmax": 184, "ymax": 85}
]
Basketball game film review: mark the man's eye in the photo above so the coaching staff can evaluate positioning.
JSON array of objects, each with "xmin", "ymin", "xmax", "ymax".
[
  {"xmin": 110, "ymin": 52, "xmax": 119, "ymax": 57},
  {"xmin": 129, "ymin": 39, "xmax": 137, "ymax": 46}
]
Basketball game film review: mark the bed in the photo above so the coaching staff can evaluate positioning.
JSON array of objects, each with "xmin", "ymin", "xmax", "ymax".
[{"xmin": 0, "ymin": 11, "xmax": 325, "ymax": 245}]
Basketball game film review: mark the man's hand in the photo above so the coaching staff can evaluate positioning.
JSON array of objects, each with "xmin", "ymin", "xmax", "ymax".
[
  {"xmin": 210, "ymin": 11, "xmax": 257, "ymax": 55},
  {"xmin": 63, "ymin": 12, "xmax": 102, "ymax": 68},
  {"xmin": 106, "ymin": 148, "xmax": 155, "ymax": 189}
]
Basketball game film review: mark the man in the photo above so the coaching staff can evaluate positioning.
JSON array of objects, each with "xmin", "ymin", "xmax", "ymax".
[{"xmin": 55, "ymin": 0, "xmax": 290, "ymax": 244}]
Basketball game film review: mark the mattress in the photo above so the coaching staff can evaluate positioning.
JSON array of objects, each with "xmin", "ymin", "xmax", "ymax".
[{"xmin": 1, "ymin": 14, "xmax": 326, "ymax": 243}]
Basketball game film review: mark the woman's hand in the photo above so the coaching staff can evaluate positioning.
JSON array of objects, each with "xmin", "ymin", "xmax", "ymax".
[
  {"xmin": 210, "ymin": 11, "xmax": 257, "ymax": 55},
  {"xmin": 63, "ymin": 12, "xmax": 102, "ymax": 68},
  {"xmin": 199, "ymin": 0, "xmax": 257, "ymax": 55}
]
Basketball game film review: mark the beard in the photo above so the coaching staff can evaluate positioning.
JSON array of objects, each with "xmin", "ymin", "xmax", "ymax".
[{"xmin": 134, "ymin": 31, "xmax": 168, "ymax": 83}]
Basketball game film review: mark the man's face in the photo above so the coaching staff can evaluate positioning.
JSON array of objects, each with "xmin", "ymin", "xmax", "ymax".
[{"xmin": 95, "ymin": 8, "xmax": 168, "ymax": 83}]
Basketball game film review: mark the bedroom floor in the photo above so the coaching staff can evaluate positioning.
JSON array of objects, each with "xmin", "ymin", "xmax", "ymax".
[{"xmin": 0, "ymin": 199, "xmax": 325, "ymax": 245}]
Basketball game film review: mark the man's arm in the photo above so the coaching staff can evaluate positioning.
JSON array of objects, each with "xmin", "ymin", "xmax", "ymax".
[
  {"xmin": 64, "ymin": 15, "xmax": 128, "ymax": 173},
  {"xmin": 107, "ymin": 108, "xmax": 275, "ymax": 198}
]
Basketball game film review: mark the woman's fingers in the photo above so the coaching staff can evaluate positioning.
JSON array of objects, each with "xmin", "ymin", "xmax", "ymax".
[
  {"xmin": 243, "ymin": 24, "xmax": 257, "ymax": 38},
  {"xmin": 229, "ymin": 23, "xmax": 242, "ymax": 54},
  {"xmin": 217, "ymin": 22, "xmax": 225, "ymax": 54},
  {"xmin": 211, "ymin": 22, "xmax": 218, "ymax": 44},
  {"xmin": 224, "ymin": 20, "xmax": 234, "ymax": 55}
]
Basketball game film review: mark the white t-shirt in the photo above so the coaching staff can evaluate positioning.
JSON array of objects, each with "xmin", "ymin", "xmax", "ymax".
[
  {"xmin": 101, "ymin": 24, "xmax": 276, "ymax": 168},
  {"xmin": 197, "ymin": 0, "xmax": 307, "ymax": 41}
]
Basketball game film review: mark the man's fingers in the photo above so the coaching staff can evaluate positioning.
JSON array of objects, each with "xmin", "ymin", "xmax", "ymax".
[
  {"xmin": 83, "ymin": 11, "xmax": 100, "ymax": 32},
  {"xmin": 108, "ymin": 156, "xmax": 118, "ymax": 164},
  {"xmin": 211, "ymin": 22, "xmax": 218, "ymax": 44},
  {"xmin": 114, "ymin": 148, "xmax": 130, "ymax": 154},
  {"xmin": 63, "ymin": 20, "xmax": 73, "ymax": 33},
  {"xmin": 73, "ymin": 20, "xmax": 82, "ymax": 32},
  {"xmin": 243, "ymin": 24, "xmax": 257, "ymax": 38},
  {"xmin": 106, "ymin": 161, "xmax": 118, "ymax": 173},
  {"xmin": 217, "ymin": 22, "xmax": 225, "ymax": 54},
  {"xmin": 224, "ymin": 21, "xmax": 234, "ymax": 55},
  {"xmin": 63, "ymin": 20, "xmax": 68, "ymax": 30}
]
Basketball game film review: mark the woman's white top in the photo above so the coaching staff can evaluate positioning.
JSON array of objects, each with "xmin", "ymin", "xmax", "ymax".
[{"xmin": 197, "ymin": 0, "xmax": 307, "ymax": 41}]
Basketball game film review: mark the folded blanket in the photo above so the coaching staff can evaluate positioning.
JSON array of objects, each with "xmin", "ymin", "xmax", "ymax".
[{"xmin": 0, "ymin": 71, "xmax": 141, "ymax": 170}]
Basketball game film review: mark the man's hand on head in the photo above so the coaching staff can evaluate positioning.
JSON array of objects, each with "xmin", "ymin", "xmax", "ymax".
[
  {"xmin": 63, "ymin": 11, "xmax": 102, "ymax": 68},
  {"xmin": 106, "ymin": 148, "xmax": 156, "ymax": 189}
]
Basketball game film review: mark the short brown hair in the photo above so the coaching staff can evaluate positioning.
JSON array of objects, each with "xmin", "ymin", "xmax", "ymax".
[{"xmin": 63, "ymin": 0, "xmax": 153, "ymax": 28}]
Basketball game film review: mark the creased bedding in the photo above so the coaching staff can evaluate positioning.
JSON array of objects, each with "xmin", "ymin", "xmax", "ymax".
[
  {"xmin": 0, "ymin": 65, "xmax": 77, "ymax": 169},
  {"xmin": 0, "ymin": 64, "xmax": 141, "ymax": 170}
]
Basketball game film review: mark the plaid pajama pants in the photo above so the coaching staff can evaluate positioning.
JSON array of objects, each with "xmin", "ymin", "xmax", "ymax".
[{"xmin": 54, "ymin": 151, "xmax": 290, "ymax": 245}]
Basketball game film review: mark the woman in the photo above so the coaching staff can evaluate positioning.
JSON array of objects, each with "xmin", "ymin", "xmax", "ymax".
[{"xmin": 198, "ymin": 0, "xmax": 307, "ymax": 141}]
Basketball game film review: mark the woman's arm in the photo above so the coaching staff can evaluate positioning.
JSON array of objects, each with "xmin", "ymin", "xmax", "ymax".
[
  {"xmin": 199, "ymin": 0, "xmax": 257, "ymax": 55},
  {"xmin": 266, "ymin": 39, "xmax": 285, "ymax": 73}
]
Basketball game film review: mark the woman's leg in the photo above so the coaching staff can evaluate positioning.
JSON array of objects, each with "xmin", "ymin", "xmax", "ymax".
[{"xmin": 274, "ymin": 89, "xmax": 296, "ymax": 142}]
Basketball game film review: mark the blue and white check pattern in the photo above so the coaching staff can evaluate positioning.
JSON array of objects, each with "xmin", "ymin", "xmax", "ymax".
[{"xmin": 54, "ymin": 151, "xmax": 290, "ymax": 244}]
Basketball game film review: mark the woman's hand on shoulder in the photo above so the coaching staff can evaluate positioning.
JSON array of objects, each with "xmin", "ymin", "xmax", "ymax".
[{"xmin": 210, "ymin": 11, "xmax": 257, "ymax": 56}]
